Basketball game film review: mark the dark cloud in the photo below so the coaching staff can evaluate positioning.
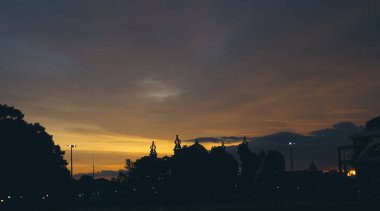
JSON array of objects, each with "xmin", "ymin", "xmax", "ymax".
[{"xmin": 185, "ymin": 137, "xmax": 241, "ymax": 144}]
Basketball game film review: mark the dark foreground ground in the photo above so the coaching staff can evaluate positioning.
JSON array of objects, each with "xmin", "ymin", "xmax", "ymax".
[{"xmin": 65, "ymin": 201, "xmax": 380, "ymax": 211}]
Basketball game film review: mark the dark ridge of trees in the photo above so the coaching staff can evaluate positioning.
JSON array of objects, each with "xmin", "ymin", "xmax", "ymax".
[{"xmin": 0, "ymin": 104, "xmax": 70, "ymax": 197}]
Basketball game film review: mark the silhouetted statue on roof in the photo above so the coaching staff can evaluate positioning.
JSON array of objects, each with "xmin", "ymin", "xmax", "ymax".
[
  {"xmin": 150, "ymin": 141, "xmax": 157, "ymax": 158},
  {"xmin": 174, "ymin": 134, "xmax": 182, "ymax": 154}
]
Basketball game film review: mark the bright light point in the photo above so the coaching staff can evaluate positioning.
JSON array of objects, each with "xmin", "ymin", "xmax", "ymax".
[
  {"xmin": 7, "ymin": 196, "xmax": 10, "ymax": 199},
  {"xmin": 347, "ymin": 169, "xmax": 356, "ymax": 177},
  {"xmin": 1, "ymin": 199, "xmax": 4, "ymax": 203}
]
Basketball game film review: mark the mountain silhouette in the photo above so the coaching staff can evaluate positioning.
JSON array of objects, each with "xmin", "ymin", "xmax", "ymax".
[{"xmin": 223, "ymin": 122, "xmax": 363, "ymax": 171}]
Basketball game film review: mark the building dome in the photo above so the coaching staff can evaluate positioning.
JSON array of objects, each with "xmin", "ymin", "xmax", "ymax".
[{"xmin": 188, "ymin": 140, "xmax": 208, "ymax": 156}]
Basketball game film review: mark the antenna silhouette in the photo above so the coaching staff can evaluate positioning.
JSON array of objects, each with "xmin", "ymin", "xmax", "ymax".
[{"xmin": 92, "ymin": 152, "xmax": 95, "ymax": 178}]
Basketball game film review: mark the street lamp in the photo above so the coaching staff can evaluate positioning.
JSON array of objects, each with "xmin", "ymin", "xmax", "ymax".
[
  {"xmin": 288, "ymin": 142, "xmax": 295, "ymax": 171},
  {"xmin": 67, "ymin": 144, "xmax": 76, "ymax": 179}
]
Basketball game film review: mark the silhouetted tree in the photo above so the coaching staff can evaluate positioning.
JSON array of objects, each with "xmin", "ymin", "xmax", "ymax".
[
  {"xmin": 237, "ymin": 138, "xmax": 261, "ymax": 198},
  {"xmin": 209, "ymin": 145, "xmax": 239, "ymax": 200},
  {"xmin": 0, "ymin": 104, "xmax": 70, "ymax": 197},
  {"xmin": 262, "ymin": 150, "xmax": 285, "ymax": 190},
  {"xmin": 124, "ymin": 155, "xmax": 171, "ymax": 202},
  {"xmin": 263, "ymin": 150, "xmax": 285, "ymax": 177}
]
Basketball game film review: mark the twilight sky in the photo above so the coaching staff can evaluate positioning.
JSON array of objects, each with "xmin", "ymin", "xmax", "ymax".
[{"xmin": 1, "ymin": 0, "xmax": 380, "ymax": 173}]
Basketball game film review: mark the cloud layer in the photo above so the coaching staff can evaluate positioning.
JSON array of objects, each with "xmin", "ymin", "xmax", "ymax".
[{"xmin": 1, "ymin": 0, "xmax": 379, "ymax": 172}]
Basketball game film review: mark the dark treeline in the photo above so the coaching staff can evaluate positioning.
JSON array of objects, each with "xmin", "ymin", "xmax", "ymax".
[{"xmin": 1, "ymin": 104, "xmax": 380, "ymax": 210}]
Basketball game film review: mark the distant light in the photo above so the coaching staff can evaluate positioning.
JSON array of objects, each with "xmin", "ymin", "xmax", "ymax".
[
  {"xmin": 42, "ymin": 197, "xmax": 45, "ymax": 200},
  {"xmin": 347, "ymin": 169, "xmax": 356, "ymax": 177},
  {"xmin": 7, "ymin": 196, "xmax": 10, "ymax": 199},
  {"xmin": 1, "ymin": 199, "xmax": 4, "ymax": 203},
  {"xmin": 19, "ymin": 195, "xmax": 23, "ymax": 199},
  {"xmin": 288, "ymin": 142, "xmax": 295, "ymax": 146},
  {"xmin": 276, "ymin": 186, "xmax": 280, "ymax": 189}
]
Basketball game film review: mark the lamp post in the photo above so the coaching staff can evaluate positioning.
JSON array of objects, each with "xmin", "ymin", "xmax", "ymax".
[
  {"xmin": 288, "ymin": 142, "xmax": 295, "ymax": 171},
  {"xmin": 92, "ymin": 153, "xmax": 95, "ymax": 179},
  {"xmin": 67, "ymin": 144, "xmax": 76, "ymax": 179}
]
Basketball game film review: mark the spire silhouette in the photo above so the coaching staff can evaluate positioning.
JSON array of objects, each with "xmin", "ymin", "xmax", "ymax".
[
  {"xmin": 174, "ymin": 134, "xmax": 182, "ymax": 154},
  {"xmin": 150, "ymin": 141, "xmax": 157, "ymax": 158}
]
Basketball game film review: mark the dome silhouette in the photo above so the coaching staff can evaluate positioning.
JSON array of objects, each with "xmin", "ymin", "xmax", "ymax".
[{"xmin": 188, "ymin": 139, "xmax": 208, "ymax": 156}]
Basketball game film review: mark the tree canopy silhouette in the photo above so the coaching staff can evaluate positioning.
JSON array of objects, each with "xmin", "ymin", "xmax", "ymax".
[{"xmin": 0, "ymin": 104, "xmax": 69, "ymax": 196}]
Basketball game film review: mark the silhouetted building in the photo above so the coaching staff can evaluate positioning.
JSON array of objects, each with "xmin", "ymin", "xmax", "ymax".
[
  {"xmin": 188, "ymin": 139, "xmax": 208, "ymax": 155},
  {"xmin": 338, "ymin": 116, "xmax": 380, "ymax": 179}
]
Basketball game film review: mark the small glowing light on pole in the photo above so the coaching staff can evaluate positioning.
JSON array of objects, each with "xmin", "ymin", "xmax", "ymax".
[
  {"xmin": 288, "ymin": 142, "xmax": 295, "ymax": 171},
  {"xmin": 67, "ymin": 144, "xmax": 76, "ymax": 179}
]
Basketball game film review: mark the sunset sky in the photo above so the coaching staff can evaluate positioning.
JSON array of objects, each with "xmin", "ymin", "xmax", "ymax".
[{"xmin": 1, "ymin": 0, "xmax": 379, "ymax": 174}]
